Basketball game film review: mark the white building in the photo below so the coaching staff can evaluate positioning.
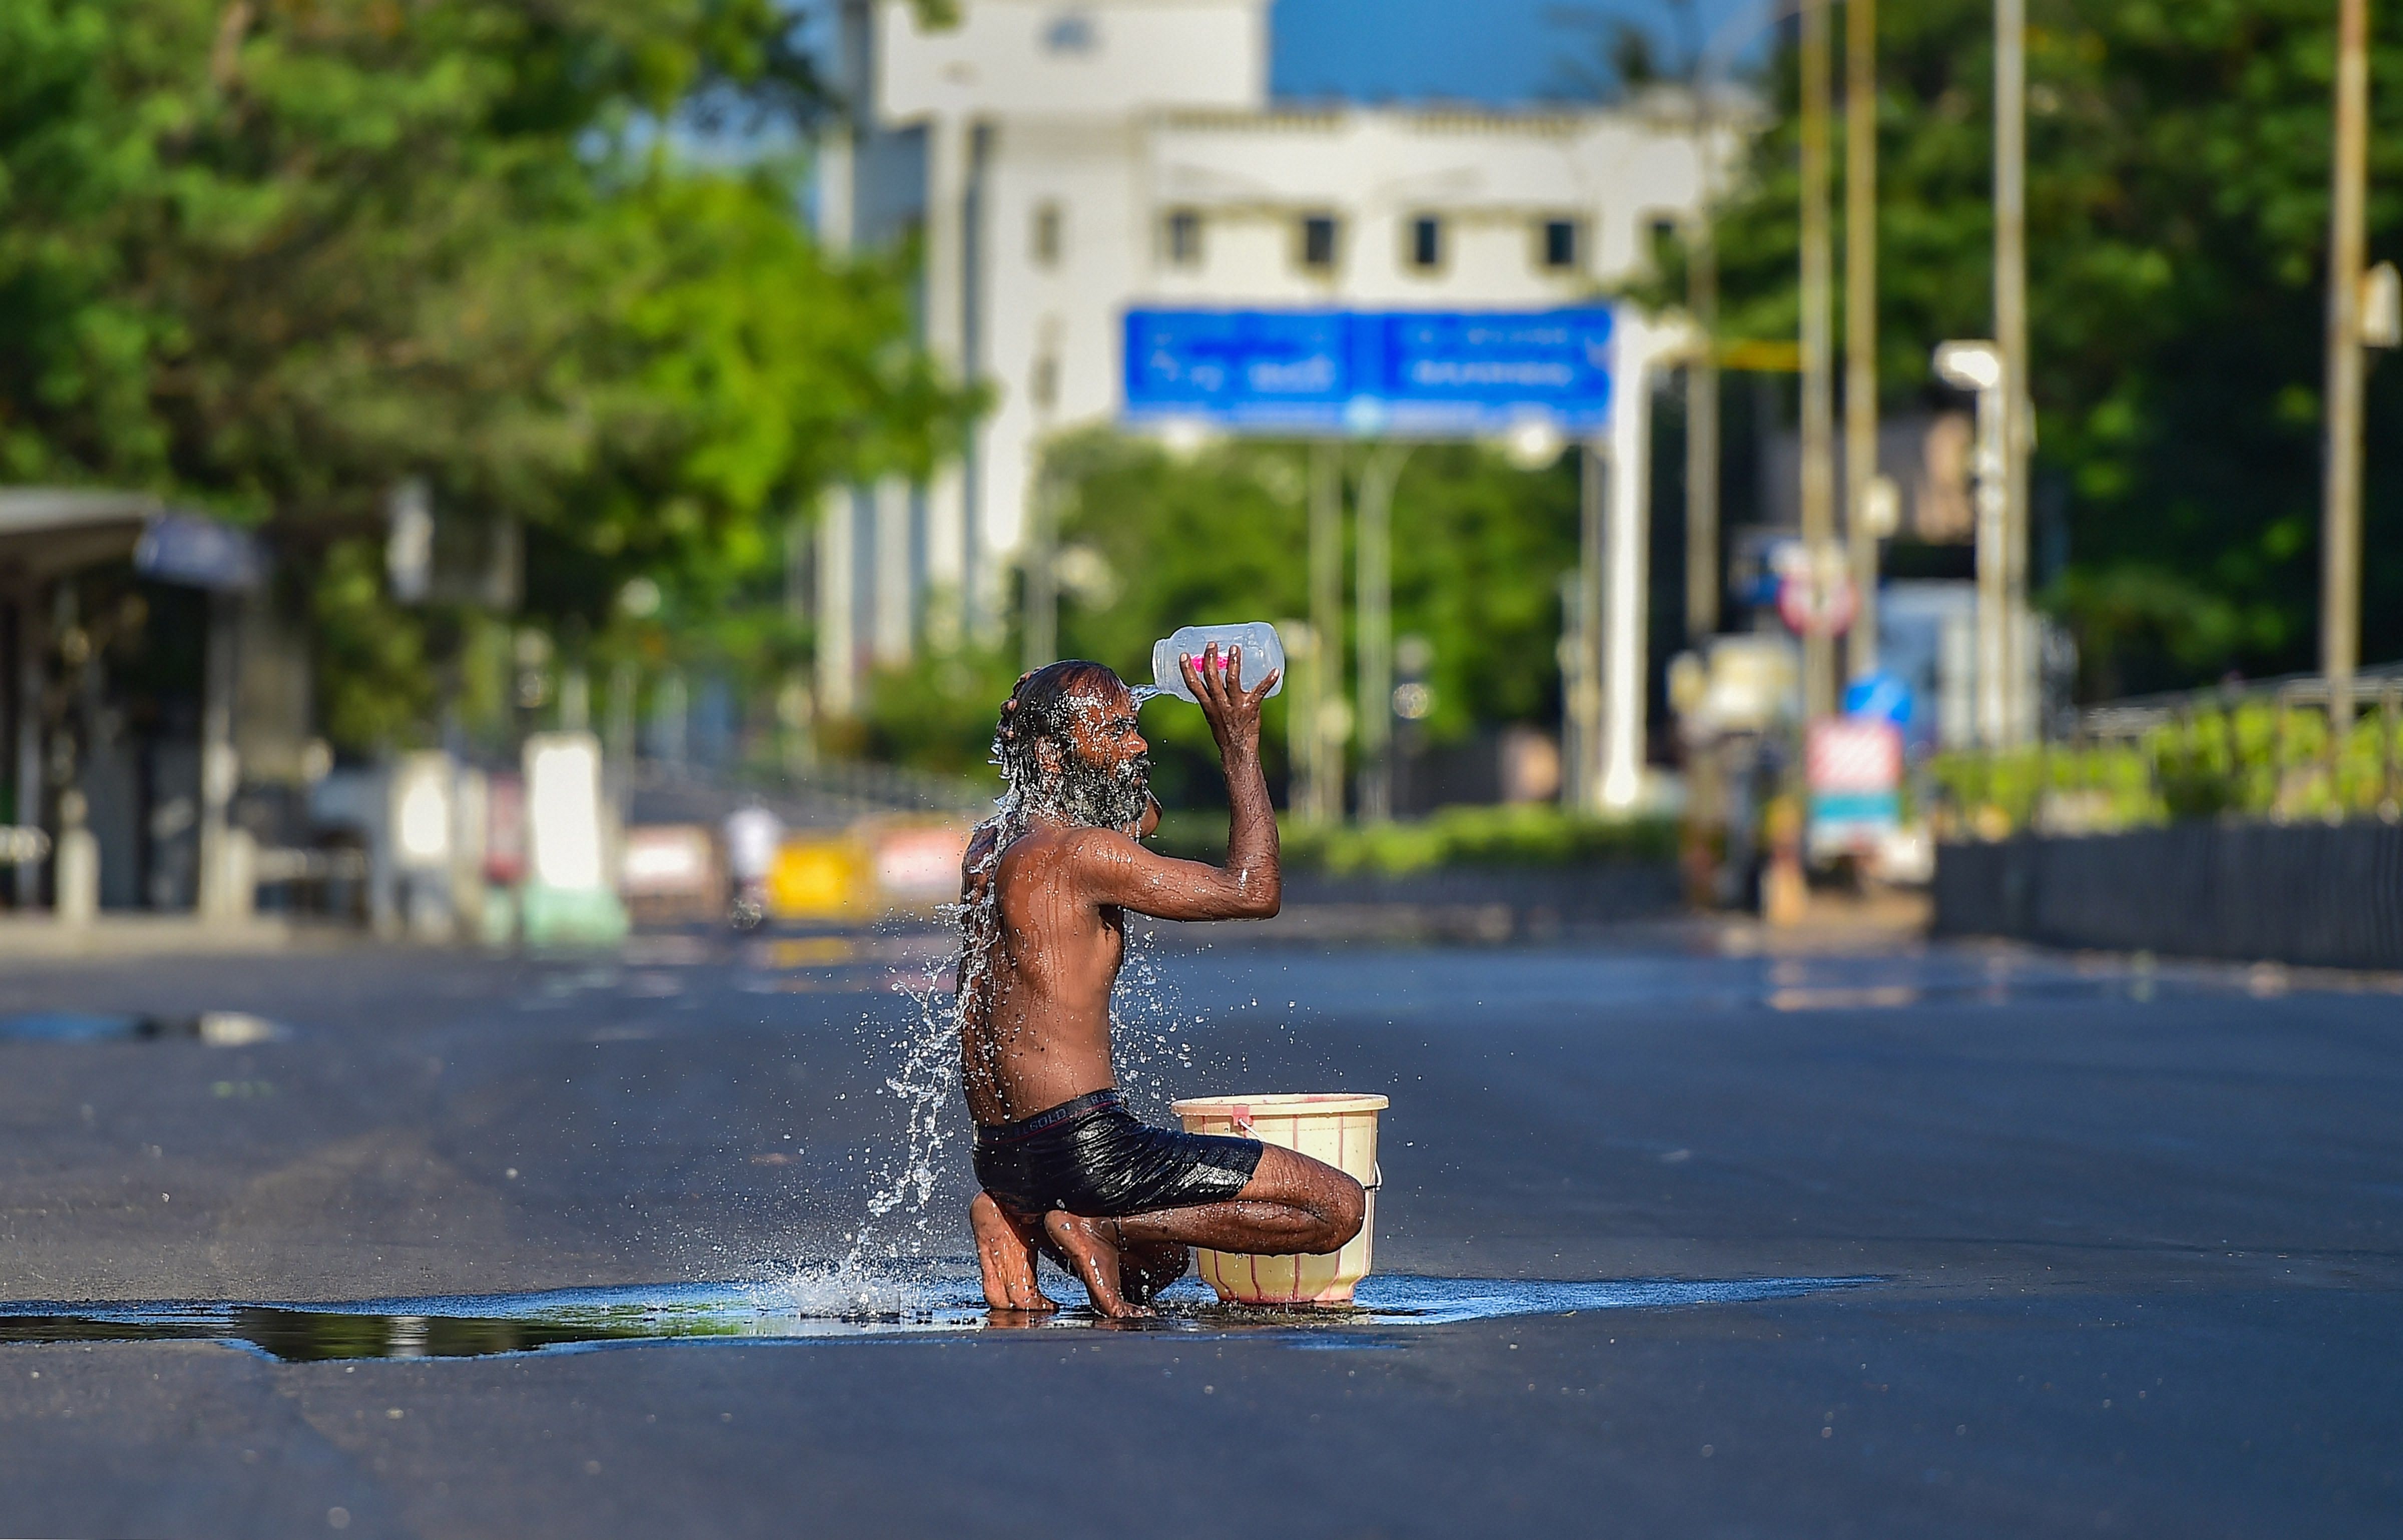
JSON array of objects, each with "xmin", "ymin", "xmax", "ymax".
[{"xmin": 814, "ymin": 0, "xmax": 1721, "ymax": 712}]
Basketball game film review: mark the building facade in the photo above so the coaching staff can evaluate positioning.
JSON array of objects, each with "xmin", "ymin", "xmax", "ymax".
[{"xmin": 815, "ymin": 0, "xmax": 1719, "ymax": 711}]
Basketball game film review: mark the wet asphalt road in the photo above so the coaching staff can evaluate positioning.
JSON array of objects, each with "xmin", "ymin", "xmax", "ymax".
[{"xmin": 0, "ymin": 928, "xmax": 2397, "ymax": 1538}]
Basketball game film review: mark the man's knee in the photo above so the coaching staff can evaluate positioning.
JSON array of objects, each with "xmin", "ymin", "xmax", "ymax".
[{"xmin": 1318, "ymin": 1174, "xmax": 1367, "ymax": 1251}]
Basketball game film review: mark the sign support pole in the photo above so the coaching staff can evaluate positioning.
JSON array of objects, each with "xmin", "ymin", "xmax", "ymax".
[
  {"xmin": 1575, "ymin": 442, "xmax": 1607, "ymax": 812},
  {"xmin": 1601, "ymin": 317, "xmax": 1660, "ymax": 812}
]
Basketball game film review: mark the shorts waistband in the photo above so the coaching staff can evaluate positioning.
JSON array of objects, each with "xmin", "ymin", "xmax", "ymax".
[{"xmin": 975, "ymin": 1088, "xmax": 1122, "ymax": 1144}]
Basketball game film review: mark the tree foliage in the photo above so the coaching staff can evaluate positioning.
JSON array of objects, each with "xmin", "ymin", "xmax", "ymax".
[
  {"xmin": 1033, "ymin": 427, "xmax": 1581, "ymax": 807},
  {"xmin": 0, "ymin": 0, "xmax": 972, "ymax": 749},
  {"xmin": 1660, "ymin": 1, "xmax": 2403, "ymax": 698}
]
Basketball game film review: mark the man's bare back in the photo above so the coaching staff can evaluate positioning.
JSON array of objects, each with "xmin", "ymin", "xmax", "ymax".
[{"xmin": 957, "ymin": 645, "xmax": 1365, "ymax": 1318}]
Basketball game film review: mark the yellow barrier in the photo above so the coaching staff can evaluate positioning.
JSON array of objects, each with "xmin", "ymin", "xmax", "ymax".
[
  {"xmin": 765, "ymin": 837, "xmax": 868, "ymax": 921},
  {"xmin": 762, "ymin": 819, "xmax": 974, "ymax": 921}
]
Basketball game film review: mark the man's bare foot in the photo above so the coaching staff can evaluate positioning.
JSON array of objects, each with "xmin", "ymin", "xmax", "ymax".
[
  {"xmin": 1041, "ymin": 1210, "xmax": 1149, "ymax": 1318},
  {"xmin": 1118, "ymin": 1240, "xmax": 1190, "ymax": 1306},
  {"xmin": 972, "ymin": 1192, "xmax": 1058, "ymax": 1312}
]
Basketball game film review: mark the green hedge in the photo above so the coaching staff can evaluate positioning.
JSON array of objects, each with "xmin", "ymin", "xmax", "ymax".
[
  {"xmin": 1932, "ymin": 703, "xmax": 2403, "ymax": 836},
  {"xmin": 1151, "ymin": 803, "xmax": 1677, "ymax": 877}
]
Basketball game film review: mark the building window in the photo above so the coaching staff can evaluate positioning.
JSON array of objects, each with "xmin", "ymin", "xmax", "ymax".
[
  {"xmin": 1043, "ymin": 11, "xmax": 1096, "ymax": 54},
  {"xmin": 1164, "ymin": 208, "xmax": 1203, "ymax": 267},
  {"xmin": 1539, "ymin": 217, "xmax": 1582, "ymax": 272},
  {"xmin": 1032, "ymin": 201, "xmax": 1064, "ymax": 268},
  {"xmin": 1299, "ymin": 213, "xmax": 1341, "ymax": 272},
  {"xmin": 1031, "ymin": 353, "xmax": 1060, "ymax": 412},
  {"xmin": 1408, "ymin": 214, "xmax": 1444, "ymax": 272}
]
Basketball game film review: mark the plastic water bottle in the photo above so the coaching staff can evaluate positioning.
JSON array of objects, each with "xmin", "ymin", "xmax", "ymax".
[{"xmin": 1148, "ymin": 622, "xmax": 1286, "ymax": 703}]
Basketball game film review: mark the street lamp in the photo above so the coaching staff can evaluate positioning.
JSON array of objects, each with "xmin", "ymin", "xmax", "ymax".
[
  {"xmin": 1933, "ymin": 340, "xmax": 2013, "ymax": 749},
  {"xmin": 1502, "ymin": 415, "xmax": 1565, "ymax": 472}
]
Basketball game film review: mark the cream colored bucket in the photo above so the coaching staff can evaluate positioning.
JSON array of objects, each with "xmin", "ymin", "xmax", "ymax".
[{"xmin": 1171, "ymin": 1092, "xmax": 1388, "ymax": 1306}]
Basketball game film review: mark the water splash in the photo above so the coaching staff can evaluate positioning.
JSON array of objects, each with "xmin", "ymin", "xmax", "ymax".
[
  {"xmin": 834, "ymin": 783, "xmax": 1018, "ymax": 1274},
  {"xmin": 834, "ymin": 781, "xmax": 1205, "ymax": 1275},
  {"xmin": 742, "ymin": 1257, "xmax": 953, "ymax": 1319},
  {"xmin": 1128, "ymin": 684, "xmax": 1169, "ymax": 704},
  {"xmin": 0, "ymin": 1274, "xmax": 1882, "ymax": 1361},
  {"xmin": 1103, "ymin": 919, "xmax": 1198, "ymax": 1120},
  {"xmin": 840, "ymin": 930, "xmax": 970, "ymax": 1273}
]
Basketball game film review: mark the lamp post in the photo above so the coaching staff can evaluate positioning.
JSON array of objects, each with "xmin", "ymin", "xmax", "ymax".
[{"xmin": 1935, "ymin": 341, "xmax": 2009, "ymax": 748}]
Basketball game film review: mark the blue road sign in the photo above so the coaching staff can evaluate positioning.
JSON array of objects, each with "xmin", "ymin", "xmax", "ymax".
[
  {"xmin": 1843, "ymin": 670, "xmax": 1915, "ymax": 727},
  {"xmin": 1123, "ymin": 307, "xmax": 1615, "ymax": 436}
]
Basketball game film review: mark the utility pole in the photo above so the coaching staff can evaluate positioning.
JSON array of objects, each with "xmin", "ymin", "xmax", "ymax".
[
  {"xmin": 195, "ymin": 591, "xmax": 241, "ymax": 921},
  {"xmin": 1994, "ymin": 0, "xmax": 2033, "ymax": 744},
  {"xmin": 1843, "ymin": 0, "xmax": 1881, "ymax": 683},
  {"xmin": 13, "ymin": 588, "xmax": 42, "ymax": 907},
  {"xmin": 2323, "ymin": 0, "xmax": 2372, "ymax": 739},
  {"xmin": 1355, "ymin": 444, "xmax": 1412, "ymax": 823},
  {"xmin": 1798, "ymin": 0, "xmax": 1838, "ymax": 722},
  {"xmin": 1686, "ymin": 107, "xmax": 1722, "ymax": 643},
  {"xmin": 1307, "ymin": 442, "xmax": 1346, "ymax": 824}
]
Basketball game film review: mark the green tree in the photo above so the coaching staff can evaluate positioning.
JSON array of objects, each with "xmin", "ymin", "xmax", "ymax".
[
  {"xmin": 1657, "ymin": 1, "xmax": 2403, "ymax": 697},
  {"xmin": 1020, "ymin": 428, "xmax": 1581, "ymax": 808},
  {"xmin": 0, "ymin": 0, "xmax": 972, "ymax": 751}
]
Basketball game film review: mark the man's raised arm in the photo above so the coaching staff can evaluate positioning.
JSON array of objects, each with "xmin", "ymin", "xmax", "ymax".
[{"xmin": 1075, "ymin": 643, "xmax": 1282, "ymax": 922}]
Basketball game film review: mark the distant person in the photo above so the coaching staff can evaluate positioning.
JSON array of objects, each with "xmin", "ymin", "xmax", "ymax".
[
  {"xmin": 956, "ymin": 647, "xmax": 1364, "ymax": 1317},
  {"xmin": 723, "ymin": 802, "xmax": 783, "ymax": 930}
]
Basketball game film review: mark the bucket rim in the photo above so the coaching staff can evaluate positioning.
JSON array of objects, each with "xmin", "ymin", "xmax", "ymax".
[{"xmin": 1171, "ymin": 1092, "xmax": 1389, "ymax": 1115}]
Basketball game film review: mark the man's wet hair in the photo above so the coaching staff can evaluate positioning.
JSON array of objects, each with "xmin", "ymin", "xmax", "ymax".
[{"xmin": 990, "ymin": 660, "xmax": 1128, "ymax": 791}]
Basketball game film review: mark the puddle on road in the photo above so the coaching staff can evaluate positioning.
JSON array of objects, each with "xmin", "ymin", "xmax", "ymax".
[
  {"xmin": 0, "ymin": 1273, "xmax": 1876, "ymax": 1363},
  {"xmin": 0, "ymin": 1010, "xmax": 287, "ymax": 1046}
]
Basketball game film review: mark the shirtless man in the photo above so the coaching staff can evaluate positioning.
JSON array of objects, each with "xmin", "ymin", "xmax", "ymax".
[{"xmin": 956, "ymin": 644, "xmax": 1365, "ymax": 1318}]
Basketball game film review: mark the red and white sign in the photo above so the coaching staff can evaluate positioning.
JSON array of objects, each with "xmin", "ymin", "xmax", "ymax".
[
  {"xmin": 1806, "ymin": 719, "xmax": 1903, "ymax": 795},
  {"xmin": 874, "ymin": 825, "xmax": 971, "ymax": 903},
  {"xmin": 621, "ymin": 824, "xmax": 716, "ymax": 897},
  {"xmin": 1777, "ymin": 566, "xmax": 1858, "ymax": 638}
]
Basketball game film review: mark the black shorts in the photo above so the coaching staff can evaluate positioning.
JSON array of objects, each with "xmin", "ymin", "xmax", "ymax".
[{"xmin": 973, "ymin": 1089, "xmax": 1263, "ymax": 1219}]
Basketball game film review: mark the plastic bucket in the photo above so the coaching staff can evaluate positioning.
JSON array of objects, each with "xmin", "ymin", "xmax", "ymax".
[{"xmin": 1171, "ymin": 1092, "xmax": 1388, "ymax": 1306}]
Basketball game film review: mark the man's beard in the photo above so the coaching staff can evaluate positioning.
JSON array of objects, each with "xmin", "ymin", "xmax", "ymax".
[{"xmin": 1031, "ymin": 751, "xmax": 1152, "ymax": 831}]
